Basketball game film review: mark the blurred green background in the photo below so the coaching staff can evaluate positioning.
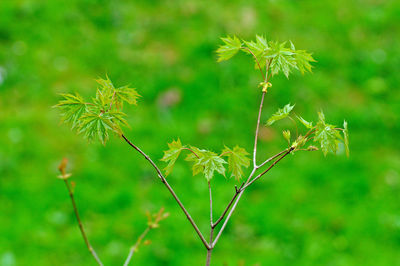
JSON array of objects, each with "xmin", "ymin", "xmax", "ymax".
[{"xmin": 1, "ymin": 0, "xmax": 400, "ymax": 265}]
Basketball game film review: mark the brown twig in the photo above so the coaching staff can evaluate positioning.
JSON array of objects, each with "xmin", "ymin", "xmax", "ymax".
[
  {"xmin": 121, "ymin": 134, "xmax": 211, "ymax": 250},
  {"xmin": 63, "ymin": 179, "xmax": 103, "ymax": 266},
  {"xmin": 241, "ymin": 47, "xmax": 265, "ymax": 79},
  {"xmin": 206, "ymin": 181, "xmax": 214, "ymax": 266},
  {"xmin": 243, "ymin": 147, "xmax": 294, "ymax": 190},
  {"xmin": 123, "ymin": 207, "xmax": 169, "ymax": 266}
]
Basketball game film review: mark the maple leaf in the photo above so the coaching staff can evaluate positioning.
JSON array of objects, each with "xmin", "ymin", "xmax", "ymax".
[
  {"xmin": 161, "ymin": 139, "xmax": 185, "ymax": 176},
  {"xmin": 267, "ymin": 103, "xmax": 295, "ymax": 126},
  {"xmin": 221, "ymin": 146, "xmax": 250, "ymax": 181}
]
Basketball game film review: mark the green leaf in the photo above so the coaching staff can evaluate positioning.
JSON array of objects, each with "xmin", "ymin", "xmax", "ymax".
[
  {"xmin": 96, "ymin": 76, "xmax": 115, "ymax": 99},
  {"xmin": 221, "ymin": 146, "xmax": 250, "ymax": 181},
  {"xmin": 243, "ymin": 35, "xmax": 269, "ymax": 69},
  {"xmin": 314, "ymin": 111, "xmax": 341, "ymax": 156},
  {"xmin": 216, "ymin": 35, "xmax": 242, "ymax": 62},
  {"xmin": 161, "ymin": 139, "xmax": 185, "ymax": 176},
  {"xmin": 54, "ymin": 93, "xmax": 88, "ymax": 129},
  {"xmin": 343, "ymin": 120, "xmax": 349, "ymax": 157},
  {"xmin": 268, "ymin": 41, "xmax": 296, "ymax": 78},
  {"xmin": 185, "ymin": 147, "xmax": 226, "ymax": 181},
  {"xmin": 78, "ymin": 112, "xmax": 113, "ymax": 145},
  {"xmin": 106, "ymin": 110, "xmax": 130, "ymax": 135},
  {"xmin": 113, "ymin": 85, "xmax": 140, "ymax": 109},
  {"xmin": 296, "ymin": 115, "xmax": 313, "ymax": 129},
  {"xmin": 294, "ymin": 49, "xmax": 315, "ymax": 75},
  {"xmin": 267, "ymin": 103, "xmax": 295, "ymax": 126}
]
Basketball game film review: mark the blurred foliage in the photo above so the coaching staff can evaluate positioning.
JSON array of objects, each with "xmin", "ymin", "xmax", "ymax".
[{"xmin": 0, "ymin": 0, "xmax": 400, "ymax": 265}]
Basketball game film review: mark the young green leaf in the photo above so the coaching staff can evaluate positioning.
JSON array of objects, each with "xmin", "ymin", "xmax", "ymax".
[
  {"xmin": 96, "ymin": 76, "xmax": 115, "ymax": 98},
  {"xmin": 216, "ymin": 35, "xmax": 242, "ymax": 62},
  {"xmin": 243, "ymin": 35, "xmax": 269, "ymax": 69},
  {"xmin": 54, "ymin": 93, "xmax": 88, "ymax": 129},
  {"xmin": 267, "ymin": 103, "xmax": 295, "ymax": 126},
  {"xmin": 296, "ymin": 115, "xmax": 313, "ymax": 129},
  {"xmin": 185, "ymin": 147, "xmax": 226, "ymax": 181},
  {"xmin": 221, "ymin": 146, "xmax": 250, "ymax": 181},
  {"xmin": 343, "ymin": 120, "xmax": 349, "ymax": 157},
  {"xmin": 78, "ymin": 113, "xmax": 113, "ymax": 145},
  {"xmin": 161, "ymin": 139, "xmax": 185, "ymax": 176},
  {"xmin": 113, "ymin": 85, "xmax": 140, "ymax": 109},
  {"xmin": 267, "ymin": 41, "xmax": 296, "ymax": 78},
  {"xmin": 313, "ymin": 111, "xmax": 341, "ymax": 156},
  {"xmin": 294, "ymin": 49, "xmax": 315, "ymax": 74}
]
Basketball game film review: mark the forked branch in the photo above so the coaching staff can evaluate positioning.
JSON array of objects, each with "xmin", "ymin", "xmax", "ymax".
[{"xmin": 121, "ymin": 134, "xmax": 211, "ymax": 250}]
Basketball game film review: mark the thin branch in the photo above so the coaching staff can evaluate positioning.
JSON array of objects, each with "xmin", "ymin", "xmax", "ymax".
[
  {"xmin": 265, "ymin": 59, "xmax": 271, "ymax": 82},
  {"xmin": 206, "ymin": 181, "xmax": 214, "ymax": 266},
  {"xmin": 182, "ymin": 147, "xmax": 200, "ymax": 158},
  {"xmin": 63, "ymin": 179, "xmax": 103, "ymax": 266},
  {"xmin": 243, "ymin": 147, "xmax": 294, "ymax": 190},
  {"xmin": 241, "ymin": 47, "xmax": 265, "ymax": 79},
  {"xmin": 121, "ymin": 134, "xmax": 211, "ymax": 250},
  {"xmin": 208, "ymin": 181, "xmax": 213, "ymax": 227},
  {"xmin": 258, "ymin": 149, "xmax": 289, "ymax": 169},
  {"xmin": 211, "ymin": 168, "xmax": 257, "ymax": 247},
  {"xmin": 253, "ymin": 92, "xmax": 266, "ymax": 168},
  {"xmin": 212, "ymin": 183, "xmax": 244, "ymax": 228},
  {"xmin": 123, "ymin": 227, "xmax": 150, "ymax": 266}
]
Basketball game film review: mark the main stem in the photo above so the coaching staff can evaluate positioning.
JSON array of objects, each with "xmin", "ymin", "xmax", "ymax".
[
  {"xmin": 213, "ymin": 91, "xmax": 268, "ymax": 246},
  {"xmin": 253, "ymin": 92, "xmax": 266, "ymax": 168},
  {"xmin": 121, "ymin": 134, "xmax": 210, "ymax": 250},
  {"xmin": 206, "ymin": 181, "xmax": 214, "ymax": 266},
  {"xmin": 63, "ymin": 180, "xmax": 103, "ymax": 266}
]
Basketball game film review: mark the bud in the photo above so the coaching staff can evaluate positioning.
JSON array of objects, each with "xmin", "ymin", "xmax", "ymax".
[{"xmin": 282, "ymin": 130, "xmax": 291, "ymax": 143}]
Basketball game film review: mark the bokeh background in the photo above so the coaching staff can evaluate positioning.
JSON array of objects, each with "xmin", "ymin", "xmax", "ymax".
[{"xmin": 1, "ymin": 0, "xmax": 400, "ymax": 265}]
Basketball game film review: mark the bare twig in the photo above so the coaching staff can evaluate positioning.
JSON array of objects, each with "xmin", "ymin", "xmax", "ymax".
[
  {"xmin": 243, "ymin": 147, "xmax": 294, "ymax": 190},
  {"xmin": 123, "ymin": 227, "xmax": 150, "ymax": 266},
  {"xmin": 258, "ymin": 149, "xmax": 289, "ymax": 169},
  {"xmin": 206, "ymin": 181, "xmax": 214, "ymax": 266},
  {"xmin": 123, "ymin": 207, "xmax": 169, "ymax": 266},
  {"xmin": 63, "ymin": 179, "xmax": 103, "ymax": 266},
  {"xmin": 121, "ymin": 134, "xmax": 211, "ymax": 250},
  {"xmin": 212, "ymin": 182, "xmax": 244, "ymax": 228},
  {"xmin": 253, "ymin": 92, "xmax": 266, "ymax": 168}
]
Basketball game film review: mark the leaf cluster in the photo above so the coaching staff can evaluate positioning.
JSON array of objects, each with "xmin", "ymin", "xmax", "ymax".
[
  {"xmin": 54, "ymin": 76, "xmax": 140, "ymax": 145},
  {"xmin": 216, "ymin": 35, "xmax": 315, "ymax": 78},
  {"xmin": 266, "ymin": 104, "xmax": 349, "ymax": 156},
  {"xmin": 161, "ymin": 140, "xmax": 250, "ymax": 182}
]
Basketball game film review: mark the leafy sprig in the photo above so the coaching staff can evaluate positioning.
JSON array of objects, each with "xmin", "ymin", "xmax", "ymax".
[
  {"xmin": 54, "ymin": 77, "xmax": 140, "ymax": 145},
  {"xmin": 160, "ymin": 141, "xmax": 250, "ymax": 182},
  {"xmin": 217, "ymin": 35, "xmax": 315, "ymax": 78},
  {"xmin": 266, "ymin": 105, "xmax": 349, "ymax": 156}
]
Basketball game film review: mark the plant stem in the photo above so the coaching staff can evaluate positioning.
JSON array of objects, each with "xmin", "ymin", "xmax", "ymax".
[
  {"xmin": 123, "ymin": 227, "xmax": 151, "ymax": 266},
  {"xmin": 63, "ymin": 180, "xmax": 103, "ymax": 266},
  {"xmin": 253, "ymin": 92, "xmax": 266, "ymax": 168},
  {"xmin": 212, "ymin": 91, "xmax": 266, "ymax": 246},
  {"xmin": 258, "ymin": 149, "xmax": 288, "ymax": 169},
  {"xmin": 241, "ymin": 47, "xmax": 265, "ymax": 79},
  {"xmin": 121, "ymin": 134, "xmax": 211, "ymax": 250},
  {"xmin": 243, "ymin": 147, "xmax": 294, "ymax": 190},
  {"xmin": 212, "ymin": 183, "xmax": 244, "ymax": 228},
  {"xmin": 206, "ymin": 181, "xmax": 214, "ymax": 266}
]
